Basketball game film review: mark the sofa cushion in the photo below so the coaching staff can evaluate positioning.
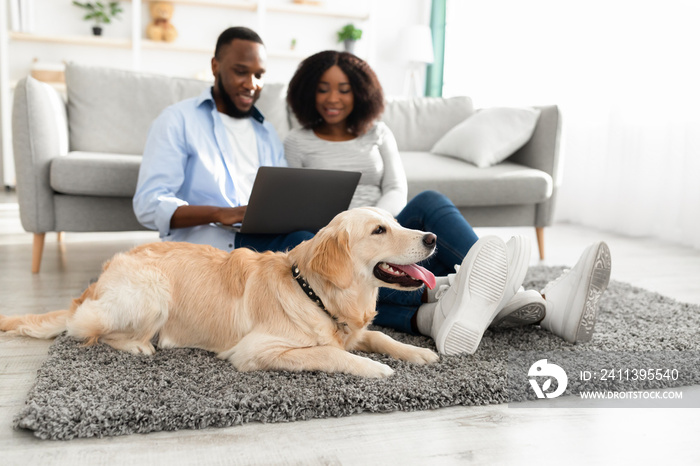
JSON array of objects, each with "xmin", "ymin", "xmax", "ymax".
[
  {"xmin": 50, "ymin": 152, "xmax": 141, "ymax": 197},
  {"xmin": 254, "ymin": 82, "xmax": 293, "ymax": 140},
  {"xmin": 382, "ymin": 96, "xmax": 474, "ymax": 152},
  {"xmin": 66, "ymin": 63, "xmax": 291, "ymax": 155},
  {"xmin": 431, "ymin": 107, "xmax": 541, "ymax": 168},
  {"xmin": 402, "ymin": 152, "xmax": 552, "ymax": 206},
  {"xmin": 66, "ymin": 63, "xmax": 210, "ymax": 155}
]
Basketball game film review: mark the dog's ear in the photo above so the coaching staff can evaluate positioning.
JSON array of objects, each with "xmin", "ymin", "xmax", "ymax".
[{"xmin": 310, "ymin": 229, "xmax": 353, "ymax": 289}]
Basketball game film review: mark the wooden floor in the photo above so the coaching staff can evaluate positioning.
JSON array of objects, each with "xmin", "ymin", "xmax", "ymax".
[{"xmin": 2, "ymin": 191, "xmax": 699, "ymax": 465}]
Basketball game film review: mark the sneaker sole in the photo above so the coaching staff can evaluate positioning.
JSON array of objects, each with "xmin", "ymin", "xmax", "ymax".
[
  {"xmin": 491, "ymin": 302, "xmax": 546, "ymax": 329},
  {"xmin": 499, "ymin": 236, "xmax": 531, "ymax": 308},
  {"xmin": 438, "ymin": 238, "xmax": 508, "ymax": 355},
  {"xmin": 572, "ymin": 242, "xmax": 612, "ymax": 343}
]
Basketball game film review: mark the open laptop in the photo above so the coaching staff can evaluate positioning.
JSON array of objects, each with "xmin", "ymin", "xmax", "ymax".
[{"xmin": 218, "ymin": 166, "xmax": 361, "ymax": 235}]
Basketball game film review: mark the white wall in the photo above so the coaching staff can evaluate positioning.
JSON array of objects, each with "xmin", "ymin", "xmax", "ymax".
[
  {"xmin": 368, "ymin": 0, "xmax": 432, "ymax": 95},
  {"xmin": 442, "ymin": 0, "xmax": 700, "ymax": 250}
]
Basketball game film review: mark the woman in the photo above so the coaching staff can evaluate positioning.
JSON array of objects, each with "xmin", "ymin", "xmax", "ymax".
[{"xmin": 284, "ymin": 51, "xmax": 611, "ymax": 355}]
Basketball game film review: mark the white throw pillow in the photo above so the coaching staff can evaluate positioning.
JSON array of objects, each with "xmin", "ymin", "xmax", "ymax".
[{"xmin": 430, "ymin": 107, "xmax": 541, "ymax": 168}]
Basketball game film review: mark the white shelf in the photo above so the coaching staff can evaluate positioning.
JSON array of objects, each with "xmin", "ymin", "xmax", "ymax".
[
  {"xmin": 9, "ymin": 31, "xmax": 131, "ymax": 49},
  {"xmin": 268, "ymin": 3, "xmax": 369, "ymax": 20},
  {"xmin": 9, "ymin": 33, "xmax": 319, "ymax": 61},
  {"xmin": 164, "ymin": 0, "xmax": 257, "ymax": 10},
  {"xmin": 126, "ymin": 0, "xmax": 367, "ymax": 19},
  {"xmin": 124, "ymin": 0, "xmax": 257, "ymax": 10}
]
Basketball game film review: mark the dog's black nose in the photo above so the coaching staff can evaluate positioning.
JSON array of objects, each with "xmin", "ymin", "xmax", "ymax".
[{"xmin": 423, "ymin": 233, "xmax": 437, "ymax": 248}]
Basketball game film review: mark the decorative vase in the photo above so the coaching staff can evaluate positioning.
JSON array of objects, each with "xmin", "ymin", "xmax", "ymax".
[
  {"xmin": 343, "ymin": 39, "xmax": 355, "ymax": 54},
  {"xmin": 92, "ymin": 26, "xmax": 103, "ymax": 36}
]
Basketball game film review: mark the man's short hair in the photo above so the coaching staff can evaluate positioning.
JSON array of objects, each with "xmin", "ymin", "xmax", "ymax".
[{"xmin": 215, "ymin": 27, "xmax": 264, "ymax": 59}]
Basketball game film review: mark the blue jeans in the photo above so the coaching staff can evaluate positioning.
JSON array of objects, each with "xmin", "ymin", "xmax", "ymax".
[
  {"xmin": 234, "ymin": 191, "xmax": 479, "ymax": 336},
  {"xmin": 235, "ymin": 230, "xmax": 315, "ymax": 253},
  {"xmin": 374, "ymin": 191, "xmax": 479, "ymax": 334}
]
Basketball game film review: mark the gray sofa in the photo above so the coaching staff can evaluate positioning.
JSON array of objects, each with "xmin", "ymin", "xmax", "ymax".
[{"xmin": 13, "ymin": 63, "xmax": 560, "ymax": 273}]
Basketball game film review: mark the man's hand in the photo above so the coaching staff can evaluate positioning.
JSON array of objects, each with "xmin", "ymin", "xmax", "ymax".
[
  {"xmin": 216, "ymin": 206, "xmax": 247, "ymax": 225},
  {"xmin": 170, "ymin": 205, "xmax": 247, "ymax": 229}
]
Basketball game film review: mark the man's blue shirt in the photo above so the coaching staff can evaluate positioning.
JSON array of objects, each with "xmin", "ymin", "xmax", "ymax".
[{"xmin": 133, "ymin": 87, "xmax": 286, "ymax": 250}]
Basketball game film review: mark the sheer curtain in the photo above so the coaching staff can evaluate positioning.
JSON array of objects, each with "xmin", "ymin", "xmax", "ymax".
[{"xmin": 442, "ymin": 0, "xmax": 700, "ymax": 249}]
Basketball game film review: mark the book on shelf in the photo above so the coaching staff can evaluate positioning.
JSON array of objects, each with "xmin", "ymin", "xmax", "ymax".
[
  {"xmin": 9, "ymin": 0, "xmax": 21, "ymax": 31},
  {"xmin": 9, "ymin": 0, "xmax": 35, "ymax": 33}
]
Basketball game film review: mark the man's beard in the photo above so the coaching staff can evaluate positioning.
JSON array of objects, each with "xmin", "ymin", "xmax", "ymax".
[{"xmin": 217, "ymin": 76, "xmax": 255, "ymax": 118}]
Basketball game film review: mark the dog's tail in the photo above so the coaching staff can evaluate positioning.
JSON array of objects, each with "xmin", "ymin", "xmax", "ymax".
[
  {"xmin": 0, "ymin": 309, "xmax": 72, "ymax": 339},
  {"xmin": 0, "ymin": 282, "xmax": 96, "ymax": 339}
]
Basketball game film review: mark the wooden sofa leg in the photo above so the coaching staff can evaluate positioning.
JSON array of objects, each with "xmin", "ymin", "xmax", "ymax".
[
  {"xmin": 32, "ymin": 233, "xmax": 46, "ymax": 274},
  {"xmin": 535, "ymin": 227, "xmax": 545, "ymax": 260}
]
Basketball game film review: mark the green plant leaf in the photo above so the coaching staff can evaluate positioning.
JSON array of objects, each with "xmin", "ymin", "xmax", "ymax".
[
  {"xmin": 337, "ymin": 23, "xmax": 363, "ymax": 42},
  {"xmin": 73, "ymin": 1, "xmax": 122, "ymax": 25}
]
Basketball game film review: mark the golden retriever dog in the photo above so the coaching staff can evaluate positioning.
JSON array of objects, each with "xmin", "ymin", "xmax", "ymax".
[{"xmin": 0, "ymin": 207, "xmax": 439, "ymax": 378}]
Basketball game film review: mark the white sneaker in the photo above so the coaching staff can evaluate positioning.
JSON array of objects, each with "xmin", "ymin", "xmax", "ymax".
[
  {"xmin": 490, "ymin": 289, "xmax": 546, "ymax": 329},
  {"xmin": 432, "ymin": 236, "xmax": 519, "ymax": 355},
  {"xmin": 540, "ymin": 242, "xmax": 612, "ymax": 343},
  {"xmin": 497, "ymin": 236, "xmax": 531, "ymax": 311},
  {"xmin": 445, "ymin": 235, "xmax": 530, "ymax": 307}
]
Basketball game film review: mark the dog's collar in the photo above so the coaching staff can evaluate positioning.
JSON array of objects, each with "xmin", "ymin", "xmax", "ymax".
[{"xmin": 292, "ymin": 264, "xmax": 349, "ymax": 333}]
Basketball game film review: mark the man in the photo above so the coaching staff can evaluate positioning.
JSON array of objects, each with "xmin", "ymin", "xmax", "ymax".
[{"xmin": 134, "ymin": 27, "xmax": 310, "ymax": 253}]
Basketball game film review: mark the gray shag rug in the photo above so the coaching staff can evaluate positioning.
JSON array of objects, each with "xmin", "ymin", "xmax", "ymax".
[{"xmin": 14, "ymin": 266, "xmax": 700, "ymax": 440}]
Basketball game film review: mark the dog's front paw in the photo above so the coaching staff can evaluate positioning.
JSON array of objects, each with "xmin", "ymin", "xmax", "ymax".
[
  {"xmin": 360, "ymin": 359, "xmax": 394, "ymax": 378},
  {"xmin": 404, "ymin": 347, "xmax": 440, "ymax": 365}
]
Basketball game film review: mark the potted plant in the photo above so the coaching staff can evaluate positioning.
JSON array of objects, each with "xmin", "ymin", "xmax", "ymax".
[
  {"xmin": 72, "ymin": 1, "xmax": 123, "ymax": 36},
  {"xmin": 337, "ymin": 23, "xmax": 362, "ymax": 53}
]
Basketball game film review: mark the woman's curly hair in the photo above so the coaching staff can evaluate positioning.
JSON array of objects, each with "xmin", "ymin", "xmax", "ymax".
[{"xmin": 286, "ymin": 51, "xmax": 384, "ymax": 136}]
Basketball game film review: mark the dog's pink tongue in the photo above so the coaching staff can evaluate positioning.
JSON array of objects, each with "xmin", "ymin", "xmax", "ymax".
[{"xmin": 391, "ymin": 263, "xmax": 437, "ymax": 290}]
